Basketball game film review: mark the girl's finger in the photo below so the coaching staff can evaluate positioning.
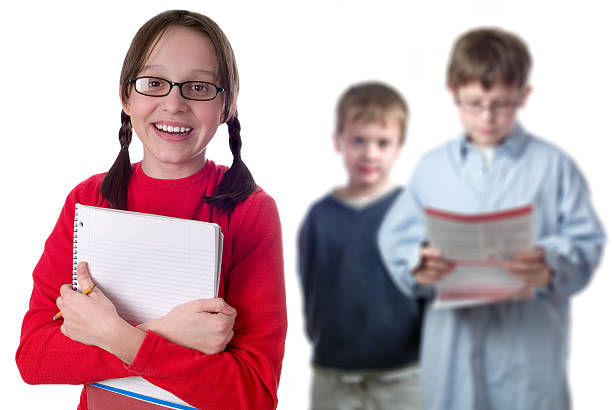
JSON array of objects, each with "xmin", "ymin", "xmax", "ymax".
[{"xmin": 75, "ymin": 261, "xmax": 95, "ymax": 291}]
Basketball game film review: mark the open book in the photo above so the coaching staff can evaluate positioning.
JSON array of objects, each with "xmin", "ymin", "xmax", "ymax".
[
  {"xmin": 424, "ymin": 205, "xmax": 534, "ymax": 309},
  {"xmin": 73, "ymin": 204, "xmax": 223, "ymax": 409}
]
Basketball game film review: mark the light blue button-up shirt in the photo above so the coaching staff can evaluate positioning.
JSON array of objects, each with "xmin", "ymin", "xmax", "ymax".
[{"xmin": 378, "ymin": 124, "xmax": 605, "ymax": 410}]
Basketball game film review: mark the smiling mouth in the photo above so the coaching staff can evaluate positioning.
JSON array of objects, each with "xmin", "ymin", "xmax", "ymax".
[{"xmin": 154, "ymin": 123, "xmax": 193, "ymax": 135}]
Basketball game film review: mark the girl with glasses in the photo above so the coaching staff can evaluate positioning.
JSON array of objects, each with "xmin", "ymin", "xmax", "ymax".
[{"xmin": 16, "ymin": 9, "xmax": 287, "ymax": 410}]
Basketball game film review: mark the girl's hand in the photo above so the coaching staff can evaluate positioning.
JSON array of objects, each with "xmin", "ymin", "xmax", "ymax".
[
  {"xmin": 56, "ymin": 262, "xmax": 145, "ymax": 364},
  {"xmin": 413, "ymin": 246, "xmax": 455, "ymax": 285},
  {"xmin": 504, "ymin": 247, "xmax": 553, "ymax": 287},
  {"xmin": 138, "ymin": 298, "xmax": 237, "ymax": 355}
]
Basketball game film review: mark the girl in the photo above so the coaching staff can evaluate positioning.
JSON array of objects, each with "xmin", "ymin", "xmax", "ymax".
[{"xmin": 16, "ymin": 10, "xmax": 287, "ymax": 410}]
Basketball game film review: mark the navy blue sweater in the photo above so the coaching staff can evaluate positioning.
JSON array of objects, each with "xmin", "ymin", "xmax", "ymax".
[{"xmin": 298, "ymin": 189, "xmax": 422, "ymax": 371}]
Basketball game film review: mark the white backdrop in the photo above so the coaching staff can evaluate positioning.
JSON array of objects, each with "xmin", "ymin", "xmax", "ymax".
[{"xmin": 2, "ymin": 1, "xmax": 610, "ymax": 409}]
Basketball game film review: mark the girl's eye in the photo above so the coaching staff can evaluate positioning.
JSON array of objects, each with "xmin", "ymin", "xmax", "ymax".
[{"xmin": 188, "ymin": 82, "xmax": 211, "ymax": 95}]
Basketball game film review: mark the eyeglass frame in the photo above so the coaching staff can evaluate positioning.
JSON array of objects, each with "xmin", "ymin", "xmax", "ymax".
[
  {"xmin": 455, "ymin": 92, "xmax": 524, "ymax": 116},
  {"xmin": 128, "ymin": 76, "xmax": 225, "ymax": 101}
]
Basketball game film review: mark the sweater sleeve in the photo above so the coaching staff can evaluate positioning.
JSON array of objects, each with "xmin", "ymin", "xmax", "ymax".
[
  {"xmin": 16, "ymin": 183, "xmax": 130, "ymax": 385},
  {"xmin": 296, "ymin": 208, "xmax": 316, "ymax": 340},
  {"xmin": 125, "ymin": 190, "xmax": 287, "ymax": 410}
]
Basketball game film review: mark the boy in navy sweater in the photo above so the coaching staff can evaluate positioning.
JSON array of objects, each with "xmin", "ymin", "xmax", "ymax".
[{"xmin": 298, "ymin": 82, "xmax": 422, "ymax": 410}]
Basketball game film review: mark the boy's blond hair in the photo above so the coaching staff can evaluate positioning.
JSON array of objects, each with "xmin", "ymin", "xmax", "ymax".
[
  {"xmin": 447, "ymin": 27, "xmax": 532, "ymax": 91},
  {"xmin": 335, "ymin": 82, "xmax": 409, "ymax": 143}
]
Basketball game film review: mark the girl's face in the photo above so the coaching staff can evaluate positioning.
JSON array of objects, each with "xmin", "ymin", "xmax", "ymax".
[{"xmin": 122, "ymin": 26, "xmax": 225, "ymax": 179}]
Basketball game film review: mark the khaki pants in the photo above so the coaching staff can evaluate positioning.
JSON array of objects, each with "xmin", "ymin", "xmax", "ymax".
[{"xmin": 310, "ymin": 366, "xmax": 420, "ymax": 410}]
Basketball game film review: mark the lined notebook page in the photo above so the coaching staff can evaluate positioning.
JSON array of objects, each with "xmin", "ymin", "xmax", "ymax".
[
  {"xmin": 74, "ymin": 204, "xmax": 222, "ymax": 408},
  {"xmin": 75, "ymin": 204, "xmax": 221, "ymax": 324}
]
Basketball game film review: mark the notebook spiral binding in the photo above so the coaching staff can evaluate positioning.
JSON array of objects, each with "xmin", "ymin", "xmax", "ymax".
[{"xmin": 73, "ymin": 204, "xmax": 79, "ymax": 290}]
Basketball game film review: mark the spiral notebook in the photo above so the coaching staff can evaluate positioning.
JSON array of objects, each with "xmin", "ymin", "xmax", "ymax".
[{"xmin": 73, "ymin": 204, "xmax": 223, "ymax": 409}]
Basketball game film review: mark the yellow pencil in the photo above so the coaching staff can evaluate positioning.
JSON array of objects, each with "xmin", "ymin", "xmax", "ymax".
[{"xmin": 53, "ymin": 284, "xmax": 96, "ymax": 320}]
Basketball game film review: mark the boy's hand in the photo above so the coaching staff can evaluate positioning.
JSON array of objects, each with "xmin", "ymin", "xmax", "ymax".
[
  {"xmin": 412, "ymin": 246, "xmax": 455, "ymax": 285},
  {"xmin": 504, "ymin": 247, "xmax": 553, "ymax": 287}
]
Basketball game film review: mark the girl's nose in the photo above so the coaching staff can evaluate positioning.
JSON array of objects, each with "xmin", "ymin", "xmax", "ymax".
[{"xmin": 161, "ymin": 86, "xmax": 189, "ymax": 113}]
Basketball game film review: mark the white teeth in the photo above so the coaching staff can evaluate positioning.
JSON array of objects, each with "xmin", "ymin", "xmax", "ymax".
[{"xmin": 155, "ymin": 124, "xmax": 192, "ymax": 134}]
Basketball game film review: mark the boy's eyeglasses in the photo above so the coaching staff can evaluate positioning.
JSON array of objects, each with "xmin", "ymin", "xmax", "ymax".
[
  {"xmin": 456, "ymin": 98, "xmax": 520, "ymax": 116},
  {"xmin": 129, "ymin": 77, "xmax": 225, "ymax": 101}
]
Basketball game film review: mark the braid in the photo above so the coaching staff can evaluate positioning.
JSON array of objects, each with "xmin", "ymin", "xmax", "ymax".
[
  {"xmin": 205, "ymin": 115, "xmax": 256, "ymax": 213},
  {"xmin": 118, "ymin": 110, "xmax": 133, "ymax": 149},
  {"xmin": 228, "ymin": 115, "xmax": 242, "ymax": 158},
  {"xmin": 101, "ymin": 110, "xmax": 133, "ymax": 210}
]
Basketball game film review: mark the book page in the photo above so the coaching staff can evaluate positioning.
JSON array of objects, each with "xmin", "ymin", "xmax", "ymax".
[
  {"xmin": 91, "ymin": 378, "xmax": 196, "ymax": 409},
  {"xmin": 424, "ymin": 206, "xmax": 534, "ymax": 309}
]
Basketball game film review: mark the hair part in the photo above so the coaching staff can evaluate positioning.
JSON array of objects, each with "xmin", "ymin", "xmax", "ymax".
[
  {"xmin": 447, "ymin": 27, "xmax": 532, "ymax": 91},
  {"xmin": 101, "ymin": 10, "xmax": 255, "ymax": 212},
  {"xmin": 335, "ymin": 81, "xmax": 409, "ymax": 143}
]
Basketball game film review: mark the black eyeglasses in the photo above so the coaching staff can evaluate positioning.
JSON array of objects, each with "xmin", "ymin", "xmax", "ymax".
[{"xmin": 129, "ymin": 77, "xmax": 225, "ymax": 101}]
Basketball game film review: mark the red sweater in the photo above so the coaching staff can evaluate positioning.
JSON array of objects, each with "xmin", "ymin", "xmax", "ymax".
[{"xmin": 16, "ymin": 160, "xmax": 287, "ymax": 410}]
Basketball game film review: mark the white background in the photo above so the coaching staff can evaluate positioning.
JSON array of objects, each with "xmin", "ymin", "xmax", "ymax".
[{"xmin": 1, "ymin": 1, "xmax": 610, "ymax": 408}]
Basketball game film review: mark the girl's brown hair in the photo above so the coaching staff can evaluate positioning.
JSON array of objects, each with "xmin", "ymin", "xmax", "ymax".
[{"xmin": 101, "ymin": 9, "xmax": 255, "ymax": 212}]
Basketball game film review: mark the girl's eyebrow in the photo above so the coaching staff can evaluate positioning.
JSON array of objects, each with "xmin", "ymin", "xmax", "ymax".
[{"xmin": 140, "ymin": 65, "xmax": 217, "ymax": 78}]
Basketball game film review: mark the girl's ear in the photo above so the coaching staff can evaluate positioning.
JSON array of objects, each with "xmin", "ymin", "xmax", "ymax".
[
  {"xmin": 220, "ymin": 92, "xmax": 231, "ymax": 125},
  {"xmin": 120, "ymin": 86, "xmax": 132, "ymax": 116}
]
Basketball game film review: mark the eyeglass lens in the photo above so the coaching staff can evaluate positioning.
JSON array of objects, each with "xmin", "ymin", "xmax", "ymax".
[{"xmin": 133, "ymin": 77, "xmax": 221, "ymax": 101}]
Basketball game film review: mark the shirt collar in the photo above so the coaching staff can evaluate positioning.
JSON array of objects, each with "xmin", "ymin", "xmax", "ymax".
[{"xmin": 458, "ymin": 123, "xmax": 529, "ymax": 161}]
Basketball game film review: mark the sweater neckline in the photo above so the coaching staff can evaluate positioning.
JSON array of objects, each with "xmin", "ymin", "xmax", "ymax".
[
  {"xmin": 132, "ymin": 160, "xmax": 214, "ymax": 188},
  {"xmin": 329, "ymin": 186, "xmax": 400, "ymax": 213}
]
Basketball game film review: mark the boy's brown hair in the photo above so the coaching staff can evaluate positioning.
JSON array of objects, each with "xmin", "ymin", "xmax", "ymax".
[
  {"xmin": 335, "ymin": 82, "xmax": 409, "ymax": 143},
  {"xmin": 447, "ymin": 27, "xmax": 532, "ymax": 91}
]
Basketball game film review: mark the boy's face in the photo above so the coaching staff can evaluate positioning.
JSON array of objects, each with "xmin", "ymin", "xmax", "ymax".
[
  {"xmin": 335, "ymin": 118, "xmax": 403, "ymax": 195},
  {"xmin": 453, "ymin": 81, "xmax": 530, "ymax": 147}
]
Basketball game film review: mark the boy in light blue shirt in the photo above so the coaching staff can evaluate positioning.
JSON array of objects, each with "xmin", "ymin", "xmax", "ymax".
[{"xmin": 378, "ymin": 27, "xmax": 605, "ymax": 409}]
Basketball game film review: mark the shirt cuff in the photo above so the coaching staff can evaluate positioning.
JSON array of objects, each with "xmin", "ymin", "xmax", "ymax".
[
  {"xmin": 534, "ymin": 245, "xmax": 566, "ymax": 296},
  {"xmin": 393, "ymin": 245, "xmax": 433, "ymax": 298}
]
